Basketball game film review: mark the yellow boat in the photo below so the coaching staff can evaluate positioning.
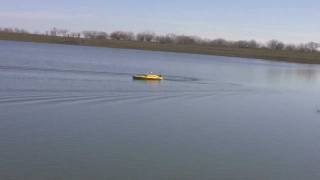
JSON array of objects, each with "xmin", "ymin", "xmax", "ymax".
[{"xmin": 133, "ymin": 74, "xmax": 163, "ymax": 80}]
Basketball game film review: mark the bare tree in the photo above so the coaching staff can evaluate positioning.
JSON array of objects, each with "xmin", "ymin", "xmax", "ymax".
[
  {"xmin": 209, "ymin": 38, "xmax": 231, "ymax": 47},
  {"xmin": 110, "ymin": 31, "xmax": 121, "ymax": 40},
  {"xmin": 305, "ymin": 42, "xmax": 319, "ymax": 52},
  {"xmin": 175, "ymin": 35, "xmax": 198, "ymax": 45},
  {"xmin": 267, "ymin": 40, "xmax": 285, "ymax": 50},
  {"xmin": 294, "ymin": 42, "xmax": 319, "ymax": 52},
  {"xmin": 284, "ymin": 44, "xmax": 297, "ymax": 51},
  {"xmin": 110, "ymin": 31, "xmax": 134, "ymax": 41},
  {"xmin": 233, "ymin": 40, "xmax": 249, "ymax": 48},
  {"xmin": 155, "ymin": 34, "xmax": 176, "ymax": 44},
  {"xmin": 1, "ymin": 26, "xmax": 318, "ymax": 53},
  {"xmin": 136, "ymin": 32, "xmax": 156, "ymax": 42},
  {"xmin": 296, "ymin": 44, "xmax": 307, "ymax": 52},
  {"xmin": 95, "ymin": 32, "xmax": 108, "ymax": 39},
  {"xmin": 248, "ymin": 40, "xmax": 259, "ymax": 48}
]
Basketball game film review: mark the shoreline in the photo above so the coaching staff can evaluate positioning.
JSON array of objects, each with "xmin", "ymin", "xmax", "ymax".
[{"xmin": 1, "ymin": 32, "xmax": 320, "ymax": 64}]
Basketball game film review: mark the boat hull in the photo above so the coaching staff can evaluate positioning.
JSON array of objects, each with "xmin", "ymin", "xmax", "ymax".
[{"xmin": 133, "ymin": 74, "xmax": 163, "ymax": 80}]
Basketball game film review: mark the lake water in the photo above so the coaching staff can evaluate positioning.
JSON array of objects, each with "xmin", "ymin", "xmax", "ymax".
[{"xmin": 1, "ymin": 40, "xmax": 320, "ymax": 180}]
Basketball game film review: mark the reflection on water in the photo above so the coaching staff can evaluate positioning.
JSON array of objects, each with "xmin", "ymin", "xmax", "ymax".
[
  {"xmin": 1, "ymin": 40, "xmax": 320, "ymax": 180},
  {"xmin": 133, "ymin": 79, "xmax": 162, "ymax": 86},
  {"xmin": 267, "ymin": 66, "xmax": 320, "ymax": 82}
]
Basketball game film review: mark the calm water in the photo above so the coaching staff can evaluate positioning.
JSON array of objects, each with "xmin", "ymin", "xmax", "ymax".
[{"xmin": 1, "ymin": 40, "xmax": 320, "ymax": 180}]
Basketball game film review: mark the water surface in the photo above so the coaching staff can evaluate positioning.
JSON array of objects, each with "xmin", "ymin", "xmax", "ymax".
[{"xmin": 1, "ymin": 40, "xmax": 320, "ymax": 180}]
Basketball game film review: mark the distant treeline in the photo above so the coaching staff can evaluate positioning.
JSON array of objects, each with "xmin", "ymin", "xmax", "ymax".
[{"xmin": 1, "ymin": 26, "xmax": 319, "ymax": 53}]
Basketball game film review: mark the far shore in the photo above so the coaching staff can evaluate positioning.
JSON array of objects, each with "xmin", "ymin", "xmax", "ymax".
[{"xmin": 1, "ymin": 32, "xmax": 320, "ymax": 64}]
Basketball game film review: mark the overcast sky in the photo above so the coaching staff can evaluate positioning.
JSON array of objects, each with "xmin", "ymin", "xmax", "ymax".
[{"xmin": 0, "ymin": 0, "xmax": 319, "ymax": 43}]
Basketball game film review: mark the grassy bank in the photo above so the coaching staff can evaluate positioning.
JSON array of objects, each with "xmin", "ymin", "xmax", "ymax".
[{"xmin": 1, "ymin": 32, "xmax": 320, "ymax": 64}]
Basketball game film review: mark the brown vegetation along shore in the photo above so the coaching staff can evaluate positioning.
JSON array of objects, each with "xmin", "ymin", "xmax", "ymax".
[{"xmin": 0, "ymin": 31, "xmax": 320, "ymax": 64}]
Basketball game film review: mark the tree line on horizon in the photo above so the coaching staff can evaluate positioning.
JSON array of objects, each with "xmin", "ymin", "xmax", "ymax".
[{"xmin": 0, "ymin": 27, "xmax": 319, "ymax": 53}]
